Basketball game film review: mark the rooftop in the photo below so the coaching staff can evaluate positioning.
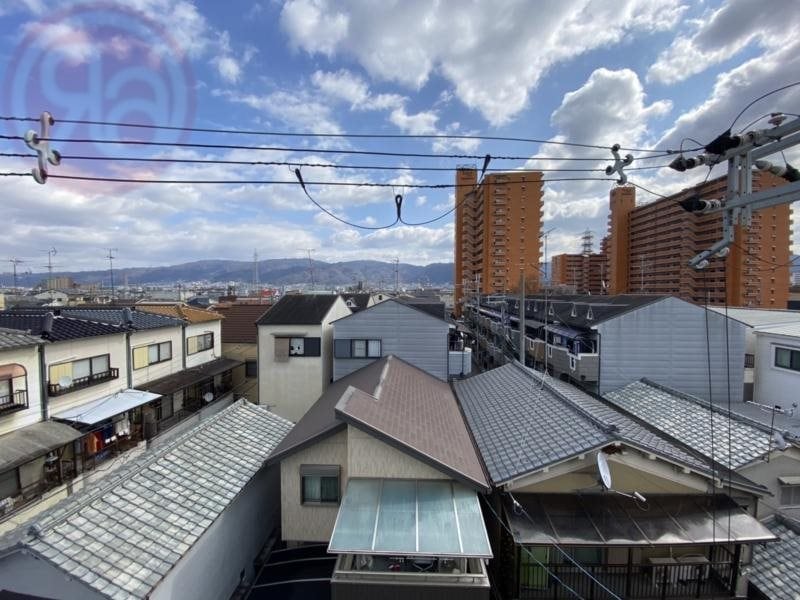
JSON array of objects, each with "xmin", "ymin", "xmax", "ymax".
[
  {"xmin": 256, "ymin": 294, "xmax": 344, "ymax": 326},
  {"xmin": 754, "ymin": 321, "xmax": 800, "ymax": 338},
  {"xmin": 134, "ymin": 303, "xmax": 223, "ymax": 324},
  {"xmin": 61, "ymin": 307, "xmax": 184, "ymax": 330},
  {"xmin": 605, "ymin": 379, "xmax": 776, "ymax": 469},
  {"xmin": 212, "ymin": 303, "xmax": 271, "ymax": 344},
  {"xmin": 0, "ymin": 401, "xmax": 293, "ymax": 600},
  {"xmin": 0, "ymin": 327, "xmax": 42, "ymax": 349},
  {"xmin": 750, "ymin": 514, "xmax": 800, "ymax": 598},
  {"xmin": 0, "ymin": 312, "xmax": 125, "ymax": 342},
  {"xmin": 707, "ymin": 306, "xmax": 800, "ymax": 328}
]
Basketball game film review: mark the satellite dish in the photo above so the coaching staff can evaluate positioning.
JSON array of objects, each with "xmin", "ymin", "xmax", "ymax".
[
  {"xmin": 203, "ymin": 392, "xmax": 214, "ymax": 403},
  {"xmin": 58, "ymin": 375, "xmax": 73, "ymax": 389},
  {"xmin": 772, "ymin": 431, "xmax": 788, "ymax": 451},
  {"xmin": 597, "ymin": 452, "xmax": 612, "ymax": 489}
]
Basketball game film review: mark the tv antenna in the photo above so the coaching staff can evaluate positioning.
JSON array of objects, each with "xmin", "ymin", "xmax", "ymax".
[
  {"xmin": 105, "ymin": 248, "xmax": 118, "ymax": 299},
  {"xmin": 8, "ymin": 258, "xmax": 26, "ymax": 291},
  {"xmin": 303, "ymin": 249, "xmax": 316, "ymax": 290}
]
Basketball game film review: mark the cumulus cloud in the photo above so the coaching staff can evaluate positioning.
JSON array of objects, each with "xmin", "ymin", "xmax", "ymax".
[{"xmin": 280, "ymin": 0, "xmax": 685, "ymax": 125}]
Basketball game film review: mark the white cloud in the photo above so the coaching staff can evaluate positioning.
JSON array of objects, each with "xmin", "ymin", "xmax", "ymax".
[
  {"xmin": 280, "ymin": 0, "xmax": 685, "ymax": 125},
  {"xmin": 310, "ymin": 69, "xmax": 405, "ymax": 111},
  {"xmin": 647, "ymin": 0, "xmax": 800, "ymax": 84},
  {"xmin": 21, "ymin": 21, "xmax": 93, "ymax": 65},
  {"xmin": 214, "ymin": 56, "xmax": 242, "ymax": 83}
]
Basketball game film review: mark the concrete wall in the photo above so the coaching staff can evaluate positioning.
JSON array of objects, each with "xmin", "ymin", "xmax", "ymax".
[
  {"xmin": 185, "ymin": 319, "xmax": 222, "ymax": 369},
  {"xmin": 152, "ymin": 464, "xmax": 280, "ymax": 600},
  {"xmin": 739, "ymin": 450, "xmax": 800, "ymax": 519},
  {"xmin": 333, "ymin": 300, "xmax": 448, "ymax": 381},
  {"xmin": 753, "ymin": 331, "xmax": 800, "ymax": 410},
  {"xmin": 0, "ymin": 550, "xmax": 107, "ymax": 600},
  {"xmin": 45, "ymin": 332, "xmax": 128, "ymax": 415},
  {"xmin": 597, "ymin": 296, "xmax": 745, "ymax": 402},
  {"xmin": 0, "ymin": 343, "xmax": 43, "ymax": 436},
  {"xmin": 347, "ymin": 425, "xmax": 447, "ymax": 480},
  {"xmin": 131, "ymin": 326, "xmax": 184, "ymax": 387},
  {"xmin": 281, "ymin": 428, "xmax": 348, "ymax": 542}
]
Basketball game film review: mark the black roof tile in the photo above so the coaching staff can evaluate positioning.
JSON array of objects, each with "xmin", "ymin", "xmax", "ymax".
[
  {"xmin": 256, "ymin": 294, "xmax": 343, "ymax": 325},
  {"xmin": 0, "ymin": 312, "xmax": 125, "ymax": 342}
]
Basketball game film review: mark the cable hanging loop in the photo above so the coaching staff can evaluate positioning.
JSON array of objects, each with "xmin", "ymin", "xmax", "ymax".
[
  {"xmin": 24, "ymin": 112, "xmax": 61, "ymax": 184},
  {"xmin": 604, "ymin": 144, "xmax": 634, "ymax": 185}
]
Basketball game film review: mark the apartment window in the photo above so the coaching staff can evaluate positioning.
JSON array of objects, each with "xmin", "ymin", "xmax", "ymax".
[
  {"xmin": 187, "ymin": 332, "xmax": 214, "ymax": 355},
  {"xmin": 775, "ymin": 347, "xmax": 800, "ymax": 372},
  {"xmin": 49, "ymin": 354, "xmax": 115, "ymax": 394},
  {"xmin": 569, "ymin": 355, "xmax": 577, "ymax": 371},
  {"xmin": 334, "ymin": 339, "xmax": 382, "ymax": 359},
  {"xmin": 132, "ymin": 342, "xmax": 172, "ymax": 370},
  {"xmin": 275, "ymin": 337, "xmax": 321, "ymax": 360},
  {"xmin": 547, "ymin": 345, "xmax": 553, "ymax": 359},
  {"xmin": 780, "ymin": 482, "xmax": 800, "ymax": 505},
  {"xmin": 300, "ymin": 465, "xmax": 340, "ymax": 504},
  {"xmin": 245, "ymin": 360, "xmax": 257, "ymax": 377}
]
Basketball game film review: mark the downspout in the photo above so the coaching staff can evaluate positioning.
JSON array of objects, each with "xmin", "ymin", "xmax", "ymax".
[
  {"xmin": 181, "ymin": 323, "xmax": 187, "ymax": 370},
  {"xmin": 38, "ymin": 341, "xmax": 48, "ymax": 421},
  {"xmin": 125, "ymin": 331, "xmax": 133, "ymax": 388}
]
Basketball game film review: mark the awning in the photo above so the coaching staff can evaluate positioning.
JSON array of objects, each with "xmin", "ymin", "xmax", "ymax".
[
  {"xmin": 52, "ymin": 389, "xmax": 161, "ymax": 425},
  {"xmin": 0, "ymin": 421, "xmax": 82, "ymax": 473},
  {"xmin": 507, "ymin": 494, "xmax": 777, "ymax": 547},
  {"xmin": 141, "ymin": 357, "xmax": 242, "ymax": 396},
  {"xmin": 329, "ymin": 478, "xmax": 493, "ymax": 558}
]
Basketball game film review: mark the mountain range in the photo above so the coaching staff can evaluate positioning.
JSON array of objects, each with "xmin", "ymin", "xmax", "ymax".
[{"xmin": 2, "ymin": 259, "xmax": 456, "ymax": 288}]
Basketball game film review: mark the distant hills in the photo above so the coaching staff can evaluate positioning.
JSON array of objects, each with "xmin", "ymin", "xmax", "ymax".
[{"xmin": 2, "ymin": 259, "xmax": 456, "ymax": 288}]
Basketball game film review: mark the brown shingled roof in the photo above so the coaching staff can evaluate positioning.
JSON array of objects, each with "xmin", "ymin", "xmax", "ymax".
[
  {"xmin": 213, "ymin": 303, "xmax": 272, "ymax": 344},
  {"xmin": 136, "ymin": 303, "xmax": 223, "ymax": 324},
  {"xmin": 336, "ymin": 356, "xmax": 489, "ymax": 491}
]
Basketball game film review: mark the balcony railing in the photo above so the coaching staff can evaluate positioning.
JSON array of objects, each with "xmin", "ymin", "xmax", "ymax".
[
  {"xmin": 48, "ymin": 368, "xmax": 119, "ymax": 396},
  {"xmin": 0, "ymin": 389, "xmax": 28, "ymax": 414}
]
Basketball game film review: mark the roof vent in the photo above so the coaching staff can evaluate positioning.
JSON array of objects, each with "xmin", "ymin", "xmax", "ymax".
[
  {"xmin": 122, "ymin": 307, "xmax": 134, "ymax": 327},
  {"xmin": 42, "ymin": 312, "xmax": 54, "ymax": 338}
]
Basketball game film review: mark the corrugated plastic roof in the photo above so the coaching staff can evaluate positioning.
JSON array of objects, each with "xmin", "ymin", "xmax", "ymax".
[{"xmin": 0, "ymin": 401, "xmax": 293, "ymax": 600}]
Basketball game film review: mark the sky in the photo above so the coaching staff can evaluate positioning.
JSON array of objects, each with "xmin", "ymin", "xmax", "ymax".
[{"xmin": 0, "ymin": 0, "xmax": 798, "ymax": 275}]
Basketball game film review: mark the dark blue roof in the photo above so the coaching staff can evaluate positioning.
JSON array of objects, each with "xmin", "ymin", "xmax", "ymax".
[
  {"xmin": 0, "ymin": 312, "xmax": 124, "ymax": 342},
  {"xmin": 61, "ymin": 308, "xmax": 183, "ymax": 329}
]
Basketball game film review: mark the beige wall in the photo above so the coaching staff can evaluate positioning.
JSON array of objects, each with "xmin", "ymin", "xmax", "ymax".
[
  {"xmin": 280, "ymin": 429, "xmax": 348, "ymax": 542},
  {"xmin": 131, "ymin": 327, "xmax": 184, "ymax": 387},
  {"xmin": 346, "ymin": 425, "xmax": 447, "ymax": 480},
  {"xmin": 0, "ymin": 344, "xmax": 43, "ymax": 437},
  {"xmin": 45, "ymin": 333, "xmax": 128, "ymax": 416},
  {"xmin": 221, "ymin": 343, "xmax": 257, "ymax": 403},
  {"xmin": 739, "ymin": 449, "xmax": 800, "ymax": 519}
]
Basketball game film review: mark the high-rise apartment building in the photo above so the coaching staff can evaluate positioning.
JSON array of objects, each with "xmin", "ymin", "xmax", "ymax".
[
  {"xmin": 454, "ymin": 169, "xmax": 544, "ymax": 315},
  {"xmin": 551, "ymin": 252, "xmax": 607, "ymax": 294},
  {"xmin": 605, "ymin": 171, "xmax": 792, "ymax": 307}
]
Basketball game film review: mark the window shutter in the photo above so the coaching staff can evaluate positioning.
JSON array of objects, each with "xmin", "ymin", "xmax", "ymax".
[
  {"xmin": 48, "ymin": 362, "xmax": 73, "ymax": 382},
  {"xmin": 187, "ymin": 336, "xmax": 199, "ymax": 354},
  {"xmin": 334, "ymin": 339, "xmax": 351, "ymax": 358},
  {"xmin": 274, "ymin": 337, "xmax": 290, "ymax": 362},
  {"xmin": 304, "ymin": 337, "xmax": 321, "ymax": 357},
  {"xmin": 133, "ymin": 346, "xmax": 149, "ymax": 369}
]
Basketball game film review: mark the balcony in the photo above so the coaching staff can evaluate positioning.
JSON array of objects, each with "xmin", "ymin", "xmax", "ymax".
[
  {"xmin": 48, "ymin": 368, "xmax": 120, "ymax": 397},
  {"xmin": 0, "ymin": 389, "xmax": 28, "ymax": 415}
]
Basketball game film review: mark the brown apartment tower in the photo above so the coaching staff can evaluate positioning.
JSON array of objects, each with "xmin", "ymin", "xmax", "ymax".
[
  {"xmin": 551, "ymin": 252, "xmax": 607, "ymax": 294},
  {"xmin": 454, "ymin": 168, "xmax": 544, "ymax": 315},
  {"xmin": 604, "ymin": 171, "xmax": 792, "ymax": 307}
]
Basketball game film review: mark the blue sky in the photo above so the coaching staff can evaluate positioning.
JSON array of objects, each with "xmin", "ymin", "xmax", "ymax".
[{"xmin": 0, "ymin": 0, "xmax": 798, "ymax": 274}]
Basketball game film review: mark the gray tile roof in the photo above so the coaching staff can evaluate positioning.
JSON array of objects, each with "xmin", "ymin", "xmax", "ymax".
[
  {"xmin": 0, "ymin": 401, "xmax": 292, "ymax": 600},
  {"xmin": 750, "ymin": 514, "xmax": 800, "ymax": 598},
  {"xmin": 455, "ymin": 364, "xmax": 757, "ymax": 489},
  {"xmin": 0, "ymin": 312, "xmax": 125, "ymax": 341},
  {"xmin": 605, "ymin": 380, "xmax": 774, "ymax": 469},
  {"xmin": 0, "ymin": 327, "xmax": 41, "ymax": 349},
  {"xmin": 61, "ymin": 308, "xmax": 183, "ymax": 330}
]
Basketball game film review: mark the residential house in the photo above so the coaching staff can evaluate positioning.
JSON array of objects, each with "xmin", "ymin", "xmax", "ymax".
[
  {"xmin": 465, "ymin": 294, "xmax": 747, "ymax": 401},
  {"xmin": 212, "ymin": 302, "xmax": 272, "ymax": 403},
  {"xmin": 752, "ymin": 321, "xmax": 800, "ymax": 414},
  {"xmin": 332, "ymin": 298, "xmax": 458, "ymax": 381},
  {"xmin": 267, "ymin": 355, "xmax": 492, "ymax": 599},
  {"xmin": 0, "ymin": 328, "xmax": 45, "ymax": 436},
  {"xmin": 257, "ymin": 294, "xmax": 350, "ymax": 423},
  {"xmin": 0, "ymin": 400, "xmax": 293, "ymax": 600},
  {"xmin": 605, "ymin": 378, "xmax": 800, "ymax": 519},
  {"xmin": 709, "ymin": 306, "xmax": 800, "ymax": 401},
  {"xmin": 453, "ymin": 363, "xmax": 775, "ymax": 599}
]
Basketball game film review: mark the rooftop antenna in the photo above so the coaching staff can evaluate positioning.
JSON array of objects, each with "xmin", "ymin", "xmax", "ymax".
[
  {"xmin": 105, "ymin": 248, "xmax": 118, "ymax": 299},
  {"xmin": 8, "ymin": 257, "xmax": 26, "ymax": 291},
  {"xmin": 303, "ymin": 249, "xmax": 316, "ymax": 290},
  {"xmin": 41, "ymin": 247, "xmax": 58, "ymax": 300},
  {"xmin": 393, "ymin": 257, "xmax": 400, "ymax": 293},
  {"xmin": 253, "ymin": 249, "xmax": 260, "ymax": 292}
]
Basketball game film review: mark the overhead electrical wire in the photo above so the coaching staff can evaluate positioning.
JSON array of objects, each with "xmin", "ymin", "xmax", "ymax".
[{"xmin": 728, "ymin": 80, "xmax": 800, "ymax": 131}]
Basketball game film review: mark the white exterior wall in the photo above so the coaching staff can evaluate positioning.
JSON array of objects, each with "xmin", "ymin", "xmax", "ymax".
[
  {"xmin": 0, "ymin": 344, "xmax": 43, "ymax": 437},
  {"xmin": 753, "ymin": 331, "xmax": 800, "ymax": 411},
  {"xmin": 152, "ymin": 465, "xmax": 280, "ymax": 600},
  {"xmin": 131, "ymin": 326, "xmax": 184, "ymax": 387},
  {"xmin": 257, "ymin": 297, "xmax": 350, "ymax": 423},
  {"xmin": 738, "ymin": 449, "xmax": 800, "ymax": 519},
  {"xmin": 184, "ymin": 319, "xmax": 222, "ymax": 368},
  {"xmin": 597, "ymin": 297, "xmax": 746, "ymax": 402},
  {"xmin": 44, "ymin": 333, "xmax": 128, "ymax": 416}
]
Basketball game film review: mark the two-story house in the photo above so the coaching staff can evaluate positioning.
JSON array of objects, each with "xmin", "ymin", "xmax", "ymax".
[{"xmin": 257, "ymin": 294, "xmax": 350, "ymax": 423}]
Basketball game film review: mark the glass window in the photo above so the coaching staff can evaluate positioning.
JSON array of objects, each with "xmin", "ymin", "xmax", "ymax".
[
  {"xmin": 352, "ymin": 340, "xmax": 367, "ymax": 358},
  {"xmin": 781, "ymin": 486, "xmax": 800, "ymax": 505},
  {"xmin": 0, "ymin": 379, "xmax": 10, "ymax": 399},
  {"xmin": 776, "ymin": 347, "xmax": 800, "ymax": 372},
  {"xmin": 159, "ymin": 342, "xmax": 172, "ymax": 361},
  {"xmin": 133, "ymin": 347, "xmax": 148, "ymax": 370},
  {"xmin": 72, "ymin": 359, "xmax": 91, "ymax": 380},
  {"xmin": 302, "ymin": 475, "xmax": 339, "ymax": 503},
  {"xmin": 334, "ymin": 339, "xmax": 352, "ymax": 358},
  {"xmin": 148, "ymin": 345, "xmax": 160, "ymax": 364},
  {"xmin": 187, "ymin": 336, "xmax": 199, "ymax": 354},
  {"xmin": 289, "ymin": 338, "xmax": 305, "ymax": 356},
  {"xmin": 367, "ymin": 340, "xmax": 381, "ymax": 358},
  {"xmin": 91, "ymin": 355, "xmax": 109, "ymax": 374},
  {"xmin": 245, "ymin": 360, "xmax": 257, "ymax": 377}
]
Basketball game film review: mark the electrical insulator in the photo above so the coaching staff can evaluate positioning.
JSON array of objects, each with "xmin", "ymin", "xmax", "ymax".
[
  {"xmin": 678, "ymin": 196, "xmax": 722, "ymax": 213},
  {"xmin": 754, "ymin": 159, "xmax": 800, "ymax": 182}
]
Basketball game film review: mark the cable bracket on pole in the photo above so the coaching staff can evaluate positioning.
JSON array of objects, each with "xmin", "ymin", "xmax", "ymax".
[
  {"xmin": 604, "ymin": 144, "xmax": 633, "ymax": 185},
  {"xmin": 24, "ymin": 111, "xmax": 61, "ymax": 184}
]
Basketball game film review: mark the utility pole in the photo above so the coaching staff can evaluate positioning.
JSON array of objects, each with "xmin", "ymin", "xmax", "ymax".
[
  {"xmin": 105, "ymin": 248, "xmax": 118, "ymax": 299},
  {"xmin": 43, "ymin": 247, "xmax": 57, "ymax": 301},
  {"xmin": 304, "ymin": 249, "xmax": 316, "ymax": 290},
  {"xmin": 8, "ymin": 258, "xmax": 25, "ymax": 292},
  {"xmin": 393, "ymin": 257, "xmax": 400, "ymax": 293},
  {"xmin": 253, "ymin": 249, "xmax": 259, "ymax": 292}
]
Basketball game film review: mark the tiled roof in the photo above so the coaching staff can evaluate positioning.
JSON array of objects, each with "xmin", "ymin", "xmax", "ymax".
[
  {"xmin": 0, "ymin": 312, "xmax": 125, "ymax": 342},
  {"xmin": 0, "ymin": 327, "xmax": 42, "ymax": 349},
  {"xmin": 135, "ymin": 303, "xmax": 223, "ymax": 324},
  {"xmin": 0, "ymin": 401, "xmax": 292, "ymax": 600},
  {"xmin": 336, "ymin": 356, "xmax": 488, "ymax": 491},
  {"xmin": 256, "ymin": 294, "xmax": 343, "ymax": 325},
  {"xmin": 605, "ymin": 380, "xmax": 774, "ymax": 469},
  {"xmin": 454, "ymin": 363, "xmax": 612, "ymax": 484},
  {"xmin": 62, "ymin": 308, "xmax": 183, "ymax": 330},
  {"xmin": 341, "ymin": 294, "xmax": 371, "ymax": 311},
  {"xmin": 750, "ymin": 514, "xmax": 800, "ymax": 598},
  {"xmin": 455, "ymin": 364, "xmax": 756, "ymax": 489},
  {"xmin": 212, "ymin": 303, "xmax": 271, "ymax": 344}
]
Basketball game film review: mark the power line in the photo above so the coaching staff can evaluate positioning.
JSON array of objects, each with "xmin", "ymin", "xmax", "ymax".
[
  {"xmin": 0, "ymin": 134, "xmax": 672, "ymax": 162},
  {"xmin": 729, "ymin": 80, "xmax": 800, "ymax": 131},
  {"xmin": 0, "ymin": 152, "xmax": 671, "ymax": 173},
  {"xmin": 0, "ymin": 114, "xmax": 674, "ymax": 153}
]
